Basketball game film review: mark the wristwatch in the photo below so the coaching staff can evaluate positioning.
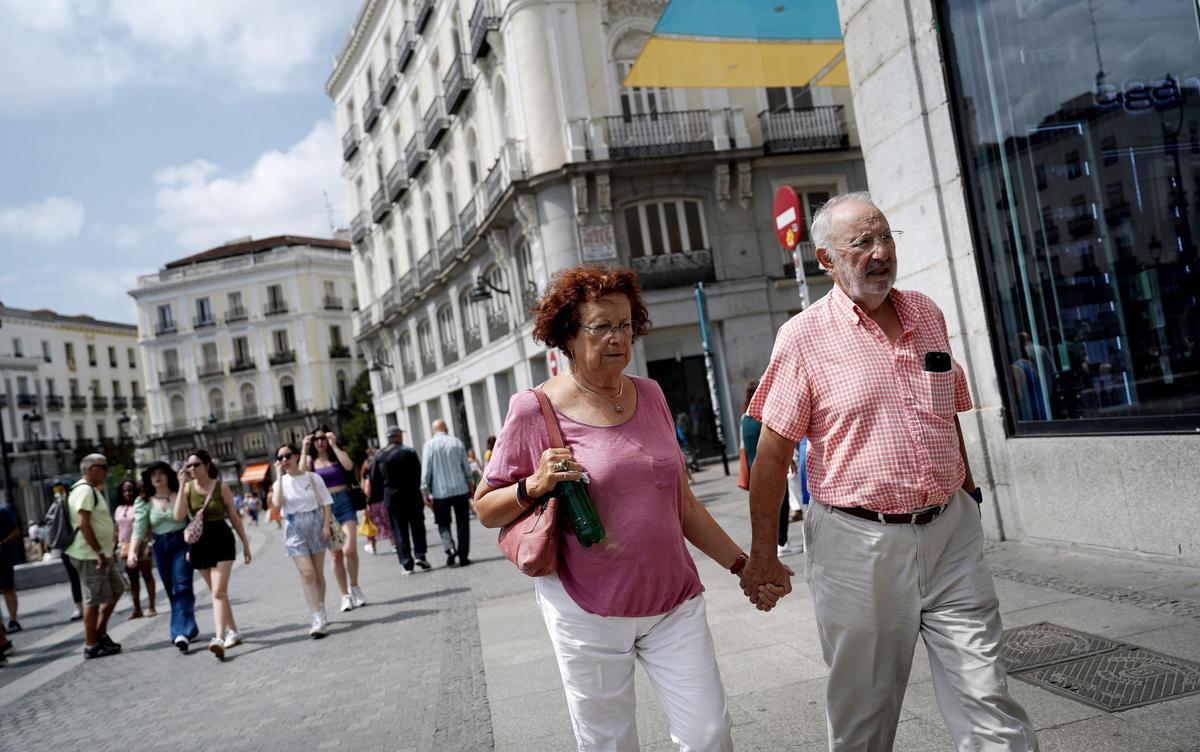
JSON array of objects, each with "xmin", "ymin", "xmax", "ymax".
[
  {"xmin": 729, "ymin": 553, "xmax": 748, "ymax": 576},
  {"xmin": 966, "ymin": 487, "xmax": 983, "ymax": 504}
]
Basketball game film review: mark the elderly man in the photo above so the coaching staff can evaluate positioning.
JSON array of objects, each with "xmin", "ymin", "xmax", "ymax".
[
  {"xmin": 370, "ymin": 426, "xmax": 431, "ymax": 575},
  {"xmin": 742, "ymin": 193, "xmax": 1037, "ymax": 751},
  {"xmin": 421, "ymin": 420, "xmax": 475, "ymax": 567},
  {"xmin": 67, "ymin": 453, "xmax": 125, "ymax": 659}
]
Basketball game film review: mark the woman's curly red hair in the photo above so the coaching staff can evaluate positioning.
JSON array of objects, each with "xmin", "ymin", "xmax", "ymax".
[{"xmin": 531, "ymin": 265, "xmax": 650, "ymax": 357}]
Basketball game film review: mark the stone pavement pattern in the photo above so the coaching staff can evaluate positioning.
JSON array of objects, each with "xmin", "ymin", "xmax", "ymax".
[{"xmin": 2, "ymin": 466, "xmax": 1198, "ymax": 751}]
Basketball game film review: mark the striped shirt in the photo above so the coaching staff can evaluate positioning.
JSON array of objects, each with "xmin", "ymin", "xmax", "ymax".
[
  {"xmin": 749, "ymin": 285, "xmax": 972, "ymax": 514},
  {"xmin": 420, "ymin": 432, "xmax": 474, "ymax": 499}
]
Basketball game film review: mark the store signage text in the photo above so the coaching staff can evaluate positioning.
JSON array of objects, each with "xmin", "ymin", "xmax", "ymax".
[{"xmin": 1094, "ymin": 75, "xmax": 1198, "ymax": 113}]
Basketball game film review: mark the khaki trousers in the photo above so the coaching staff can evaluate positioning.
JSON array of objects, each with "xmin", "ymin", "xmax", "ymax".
[{"xmin": 805, "ymin": 490, "xmax": 1038, "ymax": 752}]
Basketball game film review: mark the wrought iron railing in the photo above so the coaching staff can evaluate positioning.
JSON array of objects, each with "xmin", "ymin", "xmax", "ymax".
[
  {"xmin": 362, "ymin": 92, "xmax": 381, "ymax": 132},
  {"xmin": 230, "ymin": 359, "xmax": 256, "ymax": 373},
  {"xmin": 419, "ymin": 350, "xmax": 437, "ymax": 374},
  {"xmin": 758, "ymin": 105, "xmax": 848, "ymax": 155},
  {"xmin": 386, "ymin": 160, "xmax": 408, "ymax": 202},
  {"xmin": 423, "ymin": 97, "xmax": 450, "ymax": 150},
  {"xmin": 459, "ymin": 198, "xmax": 478, "ymax": 245},
  {"xmin": 225, "ymin": 305, "xmax": 248, "ymax": 323},
  {"xmin": 398, "ymin": 269, "xmax": 416, "ymax": 299},
  {"xmin": 463, "ymin": 327, "xmax": 482, "ymax": 354},
  {"xmin": 629, "ymin": 249, "xmax": 716, "ymax": 290},
  {"xmin": 371, "ymin": 186, "xmax": 390, "ymax": 223},
  {"xmin": 351, "ymin": 210, "xmax": 369, "ymax": 243},
  {"xmin": 329, "ymin": 345, "xmax": 352, "ymax": 359},
  {"xmin": 437, "ymin": 226, "xmax": 460, "ymax": 266},
  {"xmin": 379, "ymin": 58, "xmax": 399, "ymax": 104},
  {"xmin": 198, "ymin": 361, "xmax": 225, "ymax": 378},
  {"xmin": 417, "ymin": 251, "xmax": 435, "ymax": 285},
  {"xmin": 602, "ymin": 110, "xmax": 714, "ymax": 159},
  {"xmin": 323, "ymin": 295, "xmax": 344, "ymax": 310},
  {"xmin": 155, "ymin": 321, "xmax": 177, "ymax": 335},
  {"xmin": 193, "ymin": 315, "xmax": 216, "ymax": 329},
  {"xmin": 264, "ymin": 300, "xmax": 289, "ymax": 316},
  {"xmin": 486, "ymin": 308, "xmax": 510, "ymax": 339},
  {"xmin": 46, "ymin": 395, "xmax": 64, "ymax": 410},
  {"xmin": 397, "ymin": 23, "xmax": 416, "ymax": 70},
  {"xmin": 470, "ymin": 0, "xmax": 500, "ymax": 59},
  {"xmin": 159, "ymin": 369, "xmax": 185, "ymax": 384},
  {"xmin": 342, "ymin": 124, "xmax": 360, "ymax": 160},
  {"xmin": 92, "ymin": 396, "xmax": 109, "ymax": 410},
  {"xmin": 268, "ymin": 350, "xmax": 296, "ymax": 366},
  {"xmin": 132, "ymin": 396, "xmax": 146, "ymax": 409},
  {"xmin": 70, "ymin": 395, "xmax": 89, "ymax": 409},
  {"xmin": 357, "ymin": 307, "xmax": 376, "ymax": 332},
  {"xmin": 406, "ymin": 132, "xmax": 429, "ymax": 178},
  {"xmin": 443, "ymin": 54, "xmax": 474, "ymax": 114},
  {"xmin": 401, "ymin": 363, "xmax": 418, "ymax": 384},
  {"xmin": 441, "ymin": 339, "xmax": 460, "ymax": 365},
  {"xmin": 414, "ymin": 0, "xmax": 434, "ymax": 33}
]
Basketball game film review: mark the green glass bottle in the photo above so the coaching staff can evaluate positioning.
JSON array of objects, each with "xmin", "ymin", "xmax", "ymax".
[{"xmin": 557, "ymin": 474, "xmax": 605, "ymax": 547}]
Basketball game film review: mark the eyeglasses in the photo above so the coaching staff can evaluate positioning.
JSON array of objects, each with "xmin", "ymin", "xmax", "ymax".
[
  {"xmin": 94, "ymin": 464, "xmax": 109, "ymax": 471},
  {"xmin": 833, "ymin": 230, "xmax": 903, "ymax": 254},
  {"xmin": 578, "ymin": 321, "xmax": 636, "ymax": 339},
  {"xmin": 185, "ymin": 461, "xmax": 203, "ymax": 469},
  {"xmin": 277, "ymin": 452, "xmax": 294, "ymax": 461}
]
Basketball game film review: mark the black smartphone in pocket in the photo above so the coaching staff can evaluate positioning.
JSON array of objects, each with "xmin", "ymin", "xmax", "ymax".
[{"xmin": 924, "ymin": 351, "xmax": 952, "ymax": 373}]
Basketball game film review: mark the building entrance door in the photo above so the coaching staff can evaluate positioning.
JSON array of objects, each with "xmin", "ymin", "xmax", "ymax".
[
  {"xmin": 647, "ymin": 355, "xmax": 720, "ymax": 459},
  {"xmin": 450, "ymin": 389, "xmax": 471, "ymax": 448}
]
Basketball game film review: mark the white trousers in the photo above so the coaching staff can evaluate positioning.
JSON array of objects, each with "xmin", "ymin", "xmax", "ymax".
[
  {"xmin": 805, "ymin": 490, "xmax": 1038, "ymax": 752},
  {"xmin": 534, "ymin": 574, "xmax": 734, "ymax": 752}
]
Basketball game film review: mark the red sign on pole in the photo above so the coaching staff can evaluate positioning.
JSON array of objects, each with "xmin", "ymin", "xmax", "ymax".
[
  {"xmin": 773, "ymin": 186, "xmax": 804, "ymax": 251},
  {"xmin": 548, "ymin": 349, "xmax": 559, "ymax": 376}
]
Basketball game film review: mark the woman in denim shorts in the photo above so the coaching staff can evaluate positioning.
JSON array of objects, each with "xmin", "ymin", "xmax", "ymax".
[
  {"xmin": 304, "ymin": 428, "xmax": 366, "ymax": 614},
  {"xmin": 271, "ymin": 443, "xmax": 335, "ymax": 638}
]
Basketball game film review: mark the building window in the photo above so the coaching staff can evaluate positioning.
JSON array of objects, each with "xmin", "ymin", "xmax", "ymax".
[
  {"xmin": 108, "ymin": 346, "xmax": 117, "ymax": 368},
  {"xmin": 69, "ymin": 378, "xmax": 79, "ymax": 396},
  {"xmin": 272, "ymin": 329, "xmax": 289, "ymax": 354},
  {"xmin": 131, "ymin": 381, "xmax": 140, "ymax": 398},
  {"xmin": 111, "ymin": 380, "xmax": 121, "ymax": 397},
  {"xmin": 280, "ymin": 378, "xmax": 297, "ymax": 412},
  {"xmin": 233, "ymin": 336, "xmax": 251, "ymax": 366},
  {"xmin": 765, "ymin": 86, "xmax": 813, "ymax": 113},
  {"xmin": 195, "ymin": 297, "xmax": 214, "ymax": 326},
  {"xmin": 330, "ymin": 325, "xmax": 344, "ymax": 348},
  {"xmin": 42, "ymin": 341, "xmax": 51, "ymax": 363},
  {"xmin": 127, "ymin": 348, "xmax": 136, "ymax": 368},
  {"xmin": 65, "ymin": 342, "xmax": 75, "ymax": 367},
  {"xmin": 11, "ymin": 338, "xmax": 22, "ymax": 358},
  {"xmin": 940, "ymin": 0, "xmax": 1200, "ymax": 433},
  {"xmin": 156, "ymin": 304, "xmax": 174, "ymax": 331},
  {"xmin": 201, "ymin": 342, "xmax": 219, "ymax": 368},
  {"xmin": 615, "ymin": 57, "xmax": 668, "ymax": 118},
  {"xmin": 46, "ymin": 378, "xmax": 56, "ymax": 396},
  {"xmin": 623, "ymin": 199, "xmax": 708, "ymax": 257},
  {"xmin": 97, "ymin": 422, "xmax": 106, "ymax": 440},
  {"xmin": 87, "ymin": 345, "xmax": 97, "ymax": 367}
]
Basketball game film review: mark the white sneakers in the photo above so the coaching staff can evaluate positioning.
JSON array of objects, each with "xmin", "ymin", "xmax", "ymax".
[
  {"xmin": 351, "ymin": 586, "xmax": 367, "ymax": 608},
  {"xmin": 364, "ymin": 541, "xmax": 376, "ymax": 555},
  {"xmin": 340, "ymin": 595, "xmax": 354, "ymax": 612},
  {"xmin": 777, "ymin": 542, "xmax": 804, "ymax": 556},
  {"xmin": 208, "ymin": 637, "xmax": 225, "ymax": 660},
  {"xmin": 223, "ymin": 629, "xmax": 242, "ymax": 649},
  {"xmin": 174, "ymin": 635, "xmax": 189, "ymax": 652},
  {"xmin": 310, "ymin": 612, "xmax": 328, "ymax": 638}
]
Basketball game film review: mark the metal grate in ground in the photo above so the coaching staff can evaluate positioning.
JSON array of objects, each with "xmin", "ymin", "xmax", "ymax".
[
  {"xmin": 1000, "ymin": 622, "xmax": 1122, "ymax": 673},
  {"xmin": 1017, "ymin": 646, "xmax": 1200, "ymax": 712}
]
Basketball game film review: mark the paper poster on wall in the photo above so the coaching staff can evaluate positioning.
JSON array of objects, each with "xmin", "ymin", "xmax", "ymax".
[{"xmin": 580, "ymin": 224, "xmax": 618, "ymax": 262}]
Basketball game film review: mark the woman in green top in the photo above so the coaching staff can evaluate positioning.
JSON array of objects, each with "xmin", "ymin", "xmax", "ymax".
[
  {"xmin": 173, "ymin": 450, "xmax": 252, "ymax": 660},
  {"xmin": 128, "ymin": 461, "xmax": 198, "ymax": 651}
]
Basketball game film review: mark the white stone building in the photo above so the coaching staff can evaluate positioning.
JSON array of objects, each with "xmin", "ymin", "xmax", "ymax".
[
  {"xmin": 128, "ymin": 236, "xmax": 364, "ymax": 487},
  {"xmin": 328, "ymin": 0, "xmax": 866, "ymax": 456},
  {"xmin": 838, "ymin": 0, "xmax": 1200, "ymax": 564},
  {"xmin": 0, "ymin": 303, "xmax": 146, "ymax": 522}
]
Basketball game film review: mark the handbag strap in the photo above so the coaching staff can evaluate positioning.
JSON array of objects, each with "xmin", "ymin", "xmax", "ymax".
[
  {"xmin": 530, "ymin": 387, "xmax": 565, "ymax": 450},
  {"xmin": 191, "ymin": 480, "xmax": 218, "ymax": 520}
]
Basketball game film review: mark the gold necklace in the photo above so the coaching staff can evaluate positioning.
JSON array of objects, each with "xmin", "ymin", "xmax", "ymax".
[{"xmin": 568, "ymin": 369, "xmax": 625, "ymax": 413}]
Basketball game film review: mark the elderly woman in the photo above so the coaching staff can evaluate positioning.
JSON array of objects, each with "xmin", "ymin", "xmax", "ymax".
[{"xmin": 475, "ymin": 266, "xmax": 780, "ymax": 751}]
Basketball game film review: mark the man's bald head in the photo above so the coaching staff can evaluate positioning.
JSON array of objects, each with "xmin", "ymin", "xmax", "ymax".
[{"xmin": 431, "ymin": 419, "xmax": 448, "ymax": 434}]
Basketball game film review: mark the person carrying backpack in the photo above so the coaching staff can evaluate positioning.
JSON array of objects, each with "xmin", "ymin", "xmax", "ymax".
[
  {"xmin": 45, "ymin": 489, "xmax": 84, "ymax": 621},
  {"xmin": 66, "ymin": 454, "xmax": 125, "ymax": 659}
]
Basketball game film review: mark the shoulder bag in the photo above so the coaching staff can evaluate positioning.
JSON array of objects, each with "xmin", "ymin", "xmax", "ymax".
[
  {"xmin": 321, "ymin": 473, "xmax": 349, "ymax": 549},
  {"xmin": 184, "ymin": 481, "xmax": 217, "ymax": 545},
  {"xmin": 497, "ymin": 387, "xmax": 565, "ymax": 577}
]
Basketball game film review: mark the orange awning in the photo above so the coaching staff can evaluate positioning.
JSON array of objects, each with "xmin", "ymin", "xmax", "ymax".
[{"xmin": 239, "ymin": 463, "xmax": 270, "ymax": 485}]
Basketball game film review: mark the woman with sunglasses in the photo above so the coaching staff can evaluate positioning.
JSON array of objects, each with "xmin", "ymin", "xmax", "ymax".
[
  {"xmin": 272, "ymin": 443, "xmax": 335, "ymax": 637},
  {"xmin": 128, "ymin": 461, "xmax": 198, "ymax": 650},
  {"xmin": 113, "ymin": 480, "xmax": 156, "ymax": 619},
  {"xmin": 173, "ymin": 450, "xmax": 252, "ymax": 659},
  {"xmin": 303, "ymin": 428, "xmax": 366, "ymax": 612}
]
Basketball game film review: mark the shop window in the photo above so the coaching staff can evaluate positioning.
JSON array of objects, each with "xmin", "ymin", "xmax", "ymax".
[{"xmin": 940, "ymin": 0, "xmax": 1200, "ymax": 433}]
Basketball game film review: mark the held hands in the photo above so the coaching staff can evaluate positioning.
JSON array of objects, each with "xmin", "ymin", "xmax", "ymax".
[
  {"xmin": 528, "ymin": 448, "xmax": 584, "ymax": 499},
  {"xmin": 320, "ymin": 522, "xmax": 331, "ymax": 544},
  {"xmin": 738, "ymin": 555, "xmax": 795, "ymax": 612}
]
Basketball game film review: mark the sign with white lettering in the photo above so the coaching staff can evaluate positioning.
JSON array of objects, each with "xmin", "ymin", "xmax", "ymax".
[{"xmin": 580, "ymin": 224, "xmax": 618, "ymax": 262}]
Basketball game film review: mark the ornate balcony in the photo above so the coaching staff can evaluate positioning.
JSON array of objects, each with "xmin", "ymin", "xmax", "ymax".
[
  {"xmin": 198, "ymin": 361, "xmax": 225, "ymax": 379},
  {"xmin": 601, "ymin": 110, "xmax": 715, "ymax": 159},
  {"xmin": 441, "ymin": 338, "xmax": 460, "ymax": 365},
  {"xmin": 482, "ymin": 140, "xmax": 525, "ymax": 211},
  {"xmin": 379, "ymin": 58, "xmax": 399, "ymax": 104},
  {"xmin": 17, "ymin": 393, "xmax": 36, "ymax": 408},
  {"xmin": 420, "ymin": 350, "xmax": 437, "ymax": 374},
  {"xmin": 132, "ymin": 396, "xmax": 146, "ymax": 410},
  {"xmin": 470, "ymin": 0, "xmax": 500, "ymax": 59},
  {"xmin": 165, "ymin": 419, "xmax": 194, "ymax": 434},
  {"xmin": 401, "ymin": 363, "xmax": 418, "ymax": 384},
  {"xmin": 323, "ymin": 295, "xmax": 344, "ymax": 310},
  {"xmin": 230, "ymin": 359, "xmax": 256, "ymax": 373},
  {"xmin": 356, "ymin": 307, "xmax": 376, "ymax": 334},
  {"xmin": 268, "ymin": 350, "xmax": 296, "ymax": 366},
  {"xmin": 371, "ymin": 186, "xmax": 390, "ymax": 223},
  {"xmin": 463, "ymin": 327, "xmax": 482, "ymax": 355},
  {"xmin": 405, "ymin": 132, "xmax": 429, "ymax": 179},
  {"xmin": 396, "ymin": 23, "xmax": 416, "ymax": 71},
  {"xmin": 193, "ymin": 314, "xmax": 216, "ymax": 329},
  {"xmin": 398, "ymin": 269, "xmax": 417, "ymax": 300},
  {"xmin": 350, "ymin": 210, "xmax": 369, "ymax": 243},
  {"xmin": 382, "ymin": 285, "xmax": 402, "ymax": 318},
  {"xmin": 91, "ymin": 395, "xmax": 109, "ymax": 410},
  {"xmin": 342, "ymin": 124, "xmax": 360, "ymax": 161},
  {"xmin": 487, "ymin": 308, "xmax": 510, "ymax": 340},
  {"xmin": 112, "ymin": 396, "xmax": 128, "ymax": 410},
  {"xmin": 159, "ymin": 369, "xmax": 185, "ymax": 385},
  {"xmin": 630, "ymin": 249, "xmax": 715, "ymax": 290},
  {"xmin": 362, "ymin": 92, "xmax": 381, "ymax": 133},
  {"xmin": 459, "ymin": 198, "xmax": 478, "ymax": 245},
  {"xmin": 386, "ymin": 160, "xmax": 408, "ymax": 202},
  {"xmin": 414, "ymin": 0, "xmax": 434, "ymax": 33},
  {"xmin": 759, "ymin": 105, "xmax": 849, "ymax": 155},
  {"xmin": 443, "ymin": 54, "xmax": 474, "ymax": 115},
  {"xmin": 264, "ymin": 300, "xmax": 289, "ymax": 317},
  {"xmin": 225, "ymin": 305, "xmax": 248, "ymax": 323},
  {"xmin": 329, "ymin": 345, "xmax": 352, "ymax": 359},
  {"xmin": 70, "ymin": 395, "xmax": 89, "ymax": 410},
  {"xmin": 46, "ymin": 395, "xmax": 64, "ymax": 410},
  {"xmin": 423, "ymin": 97, "xmax": 450, "ymax": 150},
  {"xmin": 437, "ymin": 226, "xmax": 460, "ymax": 268},
  {"xmin": 155, "ymin": 320, "xmax": 177, "ymax": 336},
  {"xmin": 417, "ymin": 251, "xmax": 435, "ymax": 286}
]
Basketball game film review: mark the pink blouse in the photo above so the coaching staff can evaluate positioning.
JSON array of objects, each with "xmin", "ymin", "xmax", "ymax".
[
  {"xmin": 486, "ymin": 376, "xmax": 702, "ymax": 617},
  {"xmin": 113, "ymin": 504, "xmax": 148, "ymax": 545}
]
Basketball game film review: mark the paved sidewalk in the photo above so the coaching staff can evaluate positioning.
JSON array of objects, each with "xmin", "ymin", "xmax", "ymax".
[{"xmin": 480, "ymin": 466, "xmax": 1200, "ymax": 751}]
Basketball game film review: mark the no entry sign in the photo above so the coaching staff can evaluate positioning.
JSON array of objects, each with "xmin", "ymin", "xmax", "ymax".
[{"xmin": 773, "ymin": 186, "xmax": 804, "ymax": 251}]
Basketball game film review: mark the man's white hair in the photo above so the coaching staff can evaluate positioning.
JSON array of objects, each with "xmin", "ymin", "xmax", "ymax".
[
  {"xmin": 80, "ymin": 453, "xmax": 107, "ymax": 474},
  {"xmin": 810, "ymin": 191, "xmax": 878, "ymax": 250}
]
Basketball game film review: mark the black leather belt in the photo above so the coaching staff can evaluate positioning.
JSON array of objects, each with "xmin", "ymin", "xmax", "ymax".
[{"xmin": 833, "ymin": 504, "xmax": 947, "ymax": 526}]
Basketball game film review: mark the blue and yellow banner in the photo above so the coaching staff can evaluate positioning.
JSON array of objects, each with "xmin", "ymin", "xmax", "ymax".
[{"xmin": 624, "ymin": 0, "xmax": 847, "ymax": 89}]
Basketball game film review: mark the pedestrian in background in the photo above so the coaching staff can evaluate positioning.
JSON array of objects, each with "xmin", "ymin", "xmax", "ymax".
[
  {"xmin": 114, "ymin": 480, "xmax": 157, "ymax": 619},
  {"xmin": 305, "ymin": 428, "xmax": 366, "ymax": 611},
  {"xmin": 361, "ymin": 447, "xmax": 393, "ymax": 555},
  {"xmin": 0, "ymin": 502, "xmax": 21, "ymax": 632},
  {"xmin": 743, "ymin": 192, "xmax": 1036, "ymax": 750},
  {"xmin": 740, "ymin": 380, "xmax": 798, "ymax": 556},
  {"xmin": 476, "ymin": 265, "xmax": 777, "ymax": 750},
  {"xmin": 370, "ymin": 427, "xmax": 430, "ymax": 575},
  {"xmin": 272, "ymin": 443, "xmax": 334, "ymax": 638},
  {"xmin": 421, "ymin": 420, "xmax": 475, "ymax": 567},
  {"xmin": 129, "ymin": 461, "xmax": 197, "ymax": 651},
  {"xmin": 483, "ymin": 435, "xmax": 496, "ymax": 464},
  {"xmin": 245, "ymin": 493, "xmax": 260, "ymax": 526},
  {"xmin": 174, "ymin": 450, "xmax": 252, "ymax": 660},
  {"xmin": 67, "ymin": 454, "xmax": 124, "ymax": 660},
  {"xmin": 46, "ymin": 487, "xmax": 84, "ymax": 622}
]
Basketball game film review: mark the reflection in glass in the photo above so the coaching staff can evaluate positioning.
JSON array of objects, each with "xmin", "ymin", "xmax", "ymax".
[{"xmin": 941, "ymin": 0, "xmax": 1200, "ymax": 432}]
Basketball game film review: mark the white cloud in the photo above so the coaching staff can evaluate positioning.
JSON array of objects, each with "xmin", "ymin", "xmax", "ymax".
[
  {"xmin": 154, "ymin": 118, "xmax": 345, "ymax": 249},
  {"xmin": 0, "ymin": 0, "xmax": 349, "ymax": 113},
  {"xmin": 0, "ymin": 196, "xmax": 86, "ymax": 245}
]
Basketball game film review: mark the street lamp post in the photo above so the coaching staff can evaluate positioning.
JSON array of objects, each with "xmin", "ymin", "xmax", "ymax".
[{"xmin": 22, "ymin": 410, "xmax": 48, "ymax": 518}]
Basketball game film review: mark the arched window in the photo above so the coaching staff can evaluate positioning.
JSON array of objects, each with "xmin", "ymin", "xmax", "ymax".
[
  {"xmin": 239, "ymin": 383, "xmax": 257, "ymax": 415},
  {"xmin": 459, "ymin": 285, "xmax": 482, "ymax": 354},
  {"xmin": 483, "ymin": 263, "xmax": 510, "ymax": 338},
  {"xmin": 437, "ymin": 303, "xmax": 458, "ymax": 364},
  {"xmin": 516, "ymin": 241, "xmax": 537, "ymax": 315},
  {"xmin": 403, "ymin": 215, "xmax": 417, "ymax": 270},
  {"xmin": 492, "ymin": 77, "xmax": 511, "ymax": 147},
  {"xmin": 385, "ymin": 237, "xmax": 397, "ymax": 282},
  {"xmin": 399, "ymin": 331, "xmax": 416, "ymax": 382},
  {"xmin": 465, "ymin": 129, "xmax": 481, "ymax": 186},
  {"xmin": 363, "ymin": 253, "xmax": 377, "ymax": 301},
  {"xmin": 422, "ymin": 192, "xmax": 436, "ymax": 253},
  {"xmin": 169, "ymin": 394, "xmax": 187, "ymax": 427},
  {"xmin": 613, "ymin": 32, "xmax": 669, "ymax": 118},
  {"xmin": 416, "ymin": 318, "xmax": 436, "ymax": 373},
  {"xmin": 208, "ymin": 388, "xmax": 225, "ymax": 421},
  {"xmin": 374, "ymin": 346, "xmax": 394, "ymax": 391},
  {"xmin": 443, "ymin": 165, "xmax": 458, "ymax": 224}
]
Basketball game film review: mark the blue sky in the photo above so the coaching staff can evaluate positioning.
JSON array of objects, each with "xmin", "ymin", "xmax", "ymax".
[{"xmin": 0, "ymin": 1, "xmax": 360, "ymax": 324}]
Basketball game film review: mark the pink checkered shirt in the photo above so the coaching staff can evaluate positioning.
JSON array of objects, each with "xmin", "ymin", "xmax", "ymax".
[{"xmin": 748, "ymin": 286, "xmax": 973, "ymax": 514}]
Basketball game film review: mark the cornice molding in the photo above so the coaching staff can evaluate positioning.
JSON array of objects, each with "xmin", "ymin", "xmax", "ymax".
[{"xmin": 326, "ymin": 0, "xmax": 386, "ymax": 98}]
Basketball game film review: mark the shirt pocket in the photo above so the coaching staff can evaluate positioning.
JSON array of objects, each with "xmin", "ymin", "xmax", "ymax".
[
  {"xmin": 650, "ymin": 454, "xmax": 681, "ymax": 488},
  {"xmin": 917, "ymin": 367, "xmax": 958, "ymax": 419}
]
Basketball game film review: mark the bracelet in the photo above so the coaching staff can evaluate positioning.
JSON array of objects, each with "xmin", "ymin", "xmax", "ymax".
[
  {"xmin": 729, "ymin": 552, "xmax": 748, "ymax": 575},
  {"xmin": 516, "ymin": 478, "xmax": 531, "ymax": 509}
]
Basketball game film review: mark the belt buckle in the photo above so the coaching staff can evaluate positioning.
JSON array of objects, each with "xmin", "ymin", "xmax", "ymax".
[{"xmin": 910, "ymin": 511, "xmax": 920, "ymax": 524}]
